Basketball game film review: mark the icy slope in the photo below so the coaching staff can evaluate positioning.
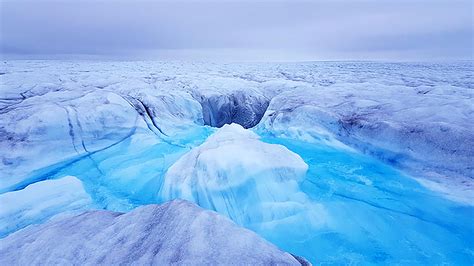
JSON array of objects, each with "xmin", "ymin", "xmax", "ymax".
[
  {"xmin": 256, "ymin": 82, "xmax": 474, "ymax": 204},
  {"xmin": 0, "ymin": 89, "xmax": 152, "ymax": 193},
  {"xmin": 159, "ymin": 124, "xmax": 325, "ymax": 228},
  {"xmin": 0, "ymin": 176, "xmax": 92, "ymax": 238},
  {"xmin": 0, "ymin": 200, "xmax": 304, "ymax": 265}
]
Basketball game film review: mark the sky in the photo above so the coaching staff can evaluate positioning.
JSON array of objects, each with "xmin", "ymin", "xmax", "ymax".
[{"xmin": 1, "ymin": 0, "xmax": 473, "ymax": 61}]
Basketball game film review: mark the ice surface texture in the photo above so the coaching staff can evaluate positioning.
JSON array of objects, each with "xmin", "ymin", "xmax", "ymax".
[
  {"xmin": 1, "ymin": 61, "xmax": 472, "ymax": 203},
  {"xmin": 256, "ymin": 80, "xmax": 474, "ymax": 204},
  {"xmin": 160, "ymin": 124, "xmax": 325, "ymax": 229},
  {"xmin": 1, "ymin": 61, "xmax": 473, "ymax": 264},
  {"xmin": 0, "ymin": 200, "xmax": 303, "ymax": 265},
  {"xmin": 0, "ymin": 176, "xmax": 92, "ymax": 238},
  {"xmin": 198, "ymin": 90, "xmax": 269, "ymax": 128}
]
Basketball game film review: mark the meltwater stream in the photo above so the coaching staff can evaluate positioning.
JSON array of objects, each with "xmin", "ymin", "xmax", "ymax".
[
  {"xmin": 259, "ymin": 136, "xmax": 473, "ymax": 265},
  {"xmin": 13, "ymin": 127, "xmax": 474, "ymax": 265}
]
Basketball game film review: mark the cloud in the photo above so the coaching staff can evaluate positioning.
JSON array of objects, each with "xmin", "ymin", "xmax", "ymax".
[{"xmin": 1, "ymin": 0, "xmax": 472, "ymax": 60}]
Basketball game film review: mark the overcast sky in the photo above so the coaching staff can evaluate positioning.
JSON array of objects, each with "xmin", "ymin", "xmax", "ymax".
[{"xmin": 1, "ymin": 0, "xmax": 472, "ymax": 61}]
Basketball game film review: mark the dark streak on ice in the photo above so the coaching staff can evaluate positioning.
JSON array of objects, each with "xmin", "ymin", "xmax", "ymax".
[{"xmin": 2, "ymin": 120, "xmax": 139, "ymax": 194}]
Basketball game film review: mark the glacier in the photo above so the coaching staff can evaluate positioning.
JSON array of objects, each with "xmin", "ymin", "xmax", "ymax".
[{"xmin": 0, "ymin": 60, "xmax": 473, "ymax": 264}]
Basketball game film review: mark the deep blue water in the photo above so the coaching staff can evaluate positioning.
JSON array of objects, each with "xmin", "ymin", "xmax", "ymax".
[{"xmin": 260, "ymin": 136, "xmax": 473, "ymax": 265}]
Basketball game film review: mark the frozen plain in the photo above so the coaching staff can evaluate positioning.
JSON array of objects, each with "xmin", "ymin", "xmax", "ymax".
[{"xmin": 0, "ymin": 60, "xmax": 473, "ymax": 265}]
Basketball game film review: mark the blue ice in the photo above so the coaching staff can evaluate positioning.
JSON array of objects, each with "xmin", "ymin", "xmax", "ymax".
[{"xmin": 5, "ymin": 127, "xmax": 473, "ymax": 265}]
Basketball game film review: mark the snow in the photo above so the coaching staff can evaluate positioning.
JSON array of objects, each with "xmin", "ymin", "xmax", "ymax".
[
  {"xmin": 0, "ymin": 176, "xmax": 93, "ymax": 238},
  {"xmin": 0, "ymin": 200, "xmax": 303, "ymax": 265}
]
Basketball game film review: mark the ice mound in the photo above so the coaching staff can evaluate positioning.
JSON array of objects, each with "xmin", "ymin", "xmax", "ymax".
[
  {"xmin": 0, "ymin": 200, "xmax": 305, "ymax": 265},
  {"xmin": 159, "ymin": 124, "xmax": 324, "ymax": 228},
  {"xmin": 0, "ymin": 90, "xmax": 150, "ymax": 193},
  {"xmin": 0, "ymin": 176, "xmax": 92, "ymax": 238}
]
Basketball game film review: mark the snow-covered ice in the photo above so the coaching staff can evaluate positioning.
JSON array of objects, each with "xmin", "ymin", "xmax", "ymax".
[
  {"xmin": 160, "ymin": 124, "xmax": 326, "ymax": 229},
  {"xmin": 0, "ymin": 176, "xmax": 92, "ymax": 238},
  {"xmin": 0, "ymin": 200, "xmax": 303, "ymax": 265},
  {"xmin": 0, "ymin": 60, "xmax": 473, "ymax": 264},
  {"xmin": 256, "ymin": 79, "xmax": 474, "ymax": 204}
]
